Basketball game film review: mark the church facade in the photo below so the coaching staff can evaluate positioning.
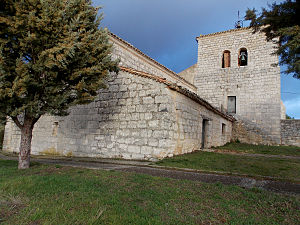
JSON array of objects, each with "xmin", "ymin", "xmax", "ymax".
[
  {"xmin": 3, "ymin": 27, "xmax": 299, "ymax": 160},
  {"xmin": 180, "ymin": 27, "xmax": 286, "ymax": 145}
]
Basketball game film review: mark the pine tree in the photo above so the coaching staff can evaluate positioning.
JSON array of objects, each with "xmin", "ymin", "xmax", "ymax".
[
  {"xmin": 0, "ymin": 0, "xmax": 119, "ymax": 169},
  {"xmin": 245, "ymin": 0, "xmax": 300, "ymax": 79}
]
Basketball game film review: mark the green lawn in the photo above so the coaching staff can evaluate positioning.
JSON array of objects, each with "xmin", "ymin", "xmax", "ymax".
[
  {"xmin": 1, "ymin": 160, "xmax": 299, "ymax": 224},
  {"xmin": 155, "ymin": 151, "xmax": 300, "ymax": 182},
  {"xmin": 215, "ymin": 142, "xmax": 300, "ymax": 156}
]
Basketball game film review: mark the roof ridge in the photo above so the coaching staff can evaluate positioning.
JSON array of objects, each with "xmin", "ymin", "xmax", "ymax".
[
  {"xmin": 120, "ymin": 66, "xmax": 235, "ymax": 122},
  {"xmin": 109, "ymin": 32, "xmax": 196, "ymax": 88},
  {"xmin": 196, "ymin": 27, "xmax": 251, "ymax": 39}
]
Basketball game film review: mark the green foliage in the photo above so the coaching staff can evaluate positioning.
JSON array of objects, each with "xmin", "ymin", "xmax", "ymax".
[
  {"xmin": 286, "ymin": 114, "xmax": 295, "ymax": 119},
  {"xmin": 245, "ymin": 0, "xmax": 300, "ymax": 78},
  {"xmin": 1, "ymin": 160, "xmax": 300, "ymax": 224},
  {"xmin": 0, "ymin": 0, "xmax": 119, "ymax": 121}
]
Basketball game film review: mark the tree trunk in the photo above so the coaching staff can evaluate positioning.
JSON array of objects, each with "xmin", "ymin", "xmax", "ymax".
[{"xmin": 18, "ymin": 119, "xmax": 34, "ymax": 169}]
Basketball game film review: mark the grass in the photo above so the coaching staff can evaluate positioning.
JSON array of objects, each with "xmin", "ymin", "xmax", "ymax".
[
  {"xmin": 215, "ymin": 142, "xmax": 300, "ymax": 156},
  {"xmin": 156, "ymin": 151, "xmax": 300, "ymax": 182},
  {"xmin": 0, "ymin": 159, "xmax": 299, "ymax": 224}
]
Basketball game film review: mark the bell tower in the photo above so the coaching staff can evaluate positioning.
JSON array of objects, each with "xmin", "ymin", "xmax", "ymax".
[{"xmin": 194, "ymin": 27, "xmax": 282, "ymax": 145}]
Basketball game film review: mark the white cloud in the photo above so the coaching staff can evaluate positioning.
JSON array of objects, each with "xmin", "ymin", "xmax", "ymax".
[{"xmin": 283, "ymin": 97, "xmax": 300, "ymax": 119}]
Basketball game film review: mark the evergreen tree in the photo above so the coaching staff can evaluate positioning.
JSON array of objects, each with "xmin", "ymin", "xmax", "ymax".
[
  {"xmin": 245, "ymin": 0, "xmax": 300, "ymax": 78},
  {"xmin": 0, "ymin": 0, "xmax": 119, "ymax": 169},
  {"xmin": 286, "ymin": 114, "xmax": 295, "ymax": 119}
]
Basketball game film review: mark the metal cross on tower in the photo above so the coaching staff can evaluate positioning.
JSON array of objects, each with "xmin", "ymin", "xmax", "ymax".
[{"xmin": 235, "ymin": 11, "xmax": 243, "ymax": 28}]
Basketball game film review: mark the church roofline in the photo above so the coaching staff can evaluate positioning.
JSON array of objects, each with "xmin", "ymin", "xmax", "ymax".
[
  {"xmin": 196, "ymin": 27, "xmax": 251, "ymax": 41},
  {"xmin": 109, "ymin": 32, "xmax": 196, "ymax": 89},
  {"xmin": 120, "ymin": 66, "xmax": 235, "ymax": 122}
]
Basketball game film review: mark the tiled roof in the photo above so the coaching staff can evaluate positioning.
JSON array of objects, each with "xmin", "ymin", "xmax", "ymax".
[
  {"xmin": 196, "ymin": 27, "xmax": 251, "ymax": 39},
  {"xmin": 109, "ymin": 32, "xmax": 196, "ymax": 88},
  {"xmin": 120, "ymin": 66, "xmax": 235, "ymax": 122}
]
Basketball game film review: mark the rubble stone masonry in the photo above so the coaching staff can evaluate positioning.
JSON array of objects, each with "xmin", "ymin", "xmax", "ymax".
[
  {"xmin": 3, "ymin": 34, "xmax": 233, "ymax": 160},
  {"xmin": 281, "ymin": 120, "xmax": 300, "ymax": 147},
  {"xmin": 194, "ymin": 28, "xmax": 281, "ymax": 144},
  {"xmin": 3, "ymin": 69, "xmax": 232, "ymax": 159}
]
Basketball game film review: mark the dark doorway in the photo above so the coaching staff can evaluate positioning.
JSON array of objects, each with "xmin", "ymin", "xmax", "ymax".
[{"xmin": 201, "ymin": 119, "xmax": 208, "ymax": 149}]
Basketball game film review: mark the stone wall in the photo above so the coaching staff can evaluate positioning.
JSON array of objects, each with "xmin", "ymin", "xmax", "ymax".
[
  {"xmin": 178, "ymin": 64, "xmax": 197, "ymax": 84},
  {"xmin": 3, "ymin": 33, "xmax": 234, "ymax": 159},
  {"xmin": 3, "ymin": 71, "xmax": 174, "ymax": 160},
  {"xmin": 3, "ymin": 69, "xmax": 233, "ymax": 159},
  {"xmin": 232, "ymin": 116, "xmax": 279, "ymax": 145},
  {"xmin": 194, "ymin": 28, "xmax": 281, "ymax": 144},
  {"xmin": 281, "ymin": 120, "xmax": 300, "ymax": 147},
  {"xmin": 110, "ymin": 34, "xmax": 197, "ymax": 92},
  {"xmin": 169, "ymin": 88, "xmax": 232, "ymax": 154}
]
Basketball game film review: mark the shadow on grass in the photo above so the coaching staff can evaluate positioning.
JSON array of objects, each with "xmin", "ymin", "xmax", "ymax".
[
  {"xmin": 0, "ymin": 159, "xmax": 41, "ymax": 168},
  {"xmin": 215, "ymin": 142, "xmax": 300, "ymax": 156}
]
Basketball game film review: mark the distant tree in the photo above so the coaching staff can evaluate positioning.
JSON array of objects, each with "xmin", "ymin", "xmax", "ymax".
[
  {"xmin": 0, "ymin": 0, "xmax": 119, "ymax": 169},
  {"xmin": 286, "ymin": 114, "xmax": 295, "ymax": 119},
  {"xmin": 245, "ymin": 0, "xmax": 300, "ymax": 79}
]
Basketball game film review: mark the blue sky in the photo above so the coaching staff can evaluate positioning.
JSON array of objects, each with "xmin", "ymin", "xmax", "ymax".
[{"xmin": 94, "ymin": 0, "xmax": 300, "ymax": 119}]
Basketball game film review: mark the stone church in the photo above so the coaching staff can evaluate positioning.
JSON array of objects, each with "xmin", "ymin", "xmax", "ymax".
[{"xmin": 3, "ymin": 27, "xmax": 300, "ymax": 160}]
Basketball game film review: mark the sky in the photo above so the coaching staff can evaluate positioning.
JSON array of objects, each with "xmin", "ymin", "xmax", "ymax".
[{"xmin": 93, "ymin": 0, "xmax": 300, "ymax": 119}]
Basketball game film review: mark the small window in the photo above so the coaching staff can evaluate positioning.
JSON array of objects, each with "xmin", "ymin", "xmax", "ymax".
[
  {"xmin": 222, "ymin": 50, "xmax": 231, "ymax": 68},
  {"xmin": 227, "ymin": 96, "xmax": 236, "ymax": 114},
  {"xmin": 52, "ymin": 121, "xmax": 59, "ymax": 136},
  {"xmin": 222, "ymin": 123, "xmax": 226, "ymax": 135},
  {"xmin": 239, "ymin": 48, "xmax": 248, "ymax": 66}
]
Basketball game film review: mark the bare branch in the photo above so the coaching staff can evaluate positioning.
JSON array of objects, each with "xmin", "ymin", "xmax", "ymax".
[
  {"xmin": 32, "ymin": 115, "xmax": 41, "ymax": 127},
  {"xmin": 11, "ymin": 116, "xmax": 23, "ymax": 129}
]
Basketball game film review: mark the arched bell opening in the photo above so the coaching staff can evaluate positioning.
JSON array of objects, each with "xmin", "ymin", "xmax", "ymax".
[{"xmin": 238, "ymin": 48, "xmax": 248, "ymax": 66}]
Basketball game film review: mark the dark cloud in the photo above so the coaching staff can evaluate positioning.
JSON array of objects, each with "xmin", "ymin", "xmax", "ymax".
[
  {"xmin": 93, "ymin": 0, "xmax": 300, "ymax": 118},
  {"xmin": 96, "ymin": 0, "xmax": 283, "ymax": 71}
]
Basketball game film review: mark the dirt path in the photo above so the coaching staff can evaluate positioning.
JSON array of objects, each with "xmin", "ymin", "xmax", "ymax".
[{"xmin": 1, "ymin": 153, "xmax": 299, "ymax": 195}]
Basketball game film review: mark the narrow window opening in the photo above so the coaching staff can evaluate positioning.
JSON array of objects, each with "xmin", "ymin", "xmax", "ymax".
[
  {"xmin": 52, "ymin": 121, "xmax": 59, "ymax": 136},
  {"xmin": 239, "ymin": 48, "xmax": 248, "ymax": 66},
  {"xmin": 222, "ymin": 123, "xmax": 226, "ymax": 135},
  {"xmin": 227, "ymin": 96, "xmax": 236, "ymax": 114},
  {"xmin": 222, "ymin": 50, "xmax": 231, "ymax": 68},
  {"xmin": 201, "ymin": 119, "xmax": 209, "ymax": 149}
]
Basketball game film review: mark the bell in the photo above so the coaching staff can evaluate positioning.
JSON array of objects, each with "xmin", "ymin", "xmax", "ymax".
[{"xmin": 241, "ymin": 52, "xmax": 247, "ymax": 61}]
